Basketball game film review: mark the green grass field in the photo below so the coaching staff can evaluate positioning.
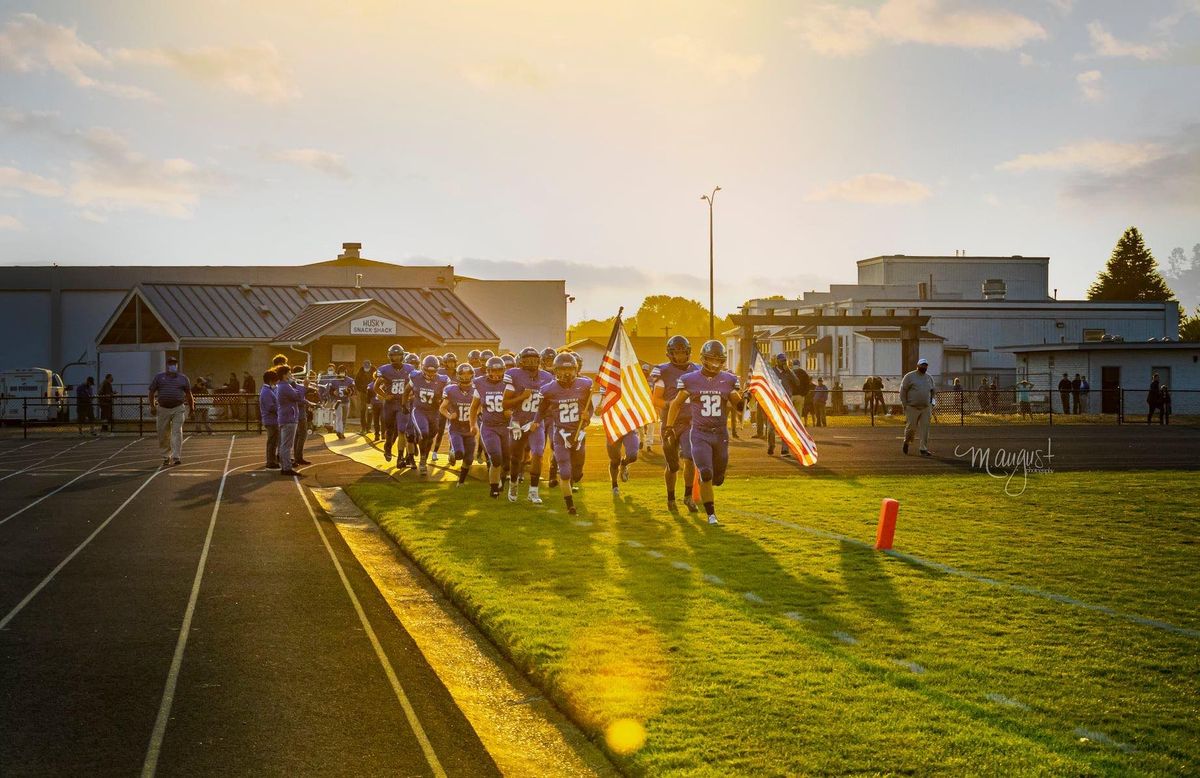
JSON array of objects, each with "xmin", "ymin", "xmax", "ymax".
[{"xmin": 347, "ymin": 471, "xmax": 1199, "ymax": 776}]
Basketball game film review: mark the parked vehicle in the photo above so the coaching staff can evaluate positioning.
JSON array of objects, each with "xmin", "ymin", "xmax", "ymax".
[{"xmin": 0, "ymin": 368, "xmax": 68, "ymax": 421}]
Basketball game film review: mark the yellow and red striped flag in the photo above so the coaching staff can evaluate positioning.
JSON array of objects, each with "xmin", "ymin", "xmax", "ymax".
[
  {"xmin": 596, "ymin": 316, "xmax": 656, "ymax": 443},
  {"xmin": 748, "ymin": 352, "xmax": 818, "ymax": 466}
]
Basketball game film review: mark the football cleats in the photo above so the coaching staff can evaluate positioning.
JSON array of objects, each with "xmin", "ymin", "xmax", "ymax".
[
  {"xmin": 553, "ymin": 352, "xmax": 578, "ymax": 385},
  {"xmin": 456, "ymin": 363, "xmax": 475, "ymax": 388},
  {"xmin": 666, "ymin": 335, "xmax": 691, "ymax": 365},
  {"xmin": 700, "ymin": 340, "xmax": 726, "ymax": 376},
  {"xmin": 518, "ymin": 346, "xmax": 540, "ymax": 371},
  {"xmin": 485, "ymin": 356, "xmax": 506, "ymax": 382},
  {"xmin": 422, "ymin": 354, "xmax": 440, "ymax": 378}
]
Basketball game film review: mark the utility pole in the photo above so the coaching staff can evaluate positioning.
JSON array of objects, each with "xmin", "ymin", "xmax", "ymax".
[{"xmin": 701, "ymin": 186, "xmax": 721, "ymax": 340}]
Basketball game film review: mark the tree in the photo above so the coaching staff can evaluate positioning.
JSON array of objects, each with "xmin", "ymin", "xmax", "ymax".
[
  {"xmin": 1166, "ymin": 246, "xmax": 1188, "ymax": 277},
  {"xmin": 633, "ymin": 295, "xmax": 732, "ymax": 339},
  {"xmin": 1163, "ymin": 242, "xmax": 1200, "ymax": 312},
  {"xmin": 1180, "ymin": 306, "xmax": 1200, "ymax": 342},
  {"xmin": 1087, "ymin": 227, "xmax": 1174, "ymax": 301}
]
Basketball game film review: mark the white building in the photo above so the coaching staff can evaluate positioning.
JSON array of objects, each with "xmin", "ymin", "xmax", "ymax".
[{"xmin": 734, "ymin": 254, "xmax": 1180, "ymax": 396}]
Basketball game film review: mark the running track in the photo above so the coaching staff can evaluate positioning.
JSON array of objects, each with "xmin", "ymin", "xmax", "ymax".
[{"xmin": 0, "ymin": 434, "xmax": 499, "ymax": 776}]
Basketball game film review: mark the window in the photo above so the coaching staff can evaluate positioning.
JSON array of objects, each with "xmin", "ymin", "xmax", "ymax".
[
  {"xmin": 837, "ymin": 336, "xmax": 849, "ymax": 371},
  {"xmin": 1083, "ymin": 328, "xmax": 1105, "ymax": 342}
]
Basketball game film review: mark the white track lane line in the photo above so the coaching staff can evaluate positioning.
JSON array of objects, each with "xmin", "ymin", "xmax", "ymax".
[
  {"xmin": 0, "ymin": 438, "xmax": 143, "ymax": 528},
  {"xmin": 141, "ymin": 436, "xmax": 236, "ymax": 778},
  {"xmin": 0, "ymin": 447, "xmax": 174, "ymax": 631},
  {"xmin": 0, "ymin": 440, "xmax": 93, "ymax": 482},
  {"xmin": 294, "ymin": 478, "xmax": 448, "ymax": 778}
]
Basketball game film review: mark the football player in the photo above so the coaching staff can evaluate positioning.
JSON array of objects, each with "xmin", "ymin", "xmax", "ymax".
[
  {"xmin": 409, "ymin": 355, "xmax": 445, "ymax": 476},
  {"xmin": 467, "ymin": 350, "xmax": 484, "ymax": 373},
  {"xmin": 372, "ymin": 344, "xmax": 413, "ymax": 463},
  {"xmin": 431, "ymin": 353, "xmax": 457, "ymax": 462},
  {"xmin": 650, "ymin": 335, "xmax": 700, "ymax": 512},
  {"xmin": 538, "ymin": 352, "xmax": 593, "ymax": 515},
  {"xmin": 539, "ymin": 347, "xmax": 557, "ymax": 372},
  {"xmin": 331, "ymin": 365, "xmax": 354, "ymax": 439},
  {"xmin": 503, "ymin": 347, "xmax": 553, "ymax": 504},
  {"xmin": 470, "ymin": 356, "xmax": 513, "ymax": 498},
  {"xmin": 439, "ymin": 363, "xmax": 478, "ymax": 485},
  {"xmin": 665, "ymin": 340, "xmax": 741, "ymax": 526}
]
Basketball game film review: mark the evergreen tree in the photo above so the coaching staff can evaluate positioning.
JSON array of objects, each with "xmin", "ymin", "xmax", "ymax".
[{"xmin": 1087, "ymin": 227, "xmax": 1174, "ymax": 301}]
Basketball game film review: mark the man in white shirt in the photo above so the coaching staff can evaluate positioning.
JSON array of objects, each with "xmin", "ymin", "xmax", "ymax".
[{"xmin": 900, "ymin": 357, "xmax": 936, "ymax": 457}]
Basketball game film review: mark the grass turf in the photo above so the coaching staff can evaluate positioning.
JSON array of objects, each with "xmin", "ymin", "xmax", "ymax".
[{"xmin": 346, "ymin": 471, "xmax": 1199, "ymax": 776}]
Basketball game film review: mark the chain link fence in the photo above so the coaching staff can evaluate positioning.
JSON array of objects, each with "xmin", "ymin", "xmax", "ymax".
[{"xmin": 1, "ymin": 394, "xmax": 263, "ymax": 437}]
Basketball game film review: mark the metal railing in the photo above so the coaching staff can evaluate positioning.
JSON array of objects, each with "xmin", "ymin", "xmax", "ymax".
[
  {"xmin": 746, "ymin": 388, "xmax": 1199, "ymax": 429},
  {"xmin": 1, "ymin": 394, "xmax": 265, "ymax": 438}
]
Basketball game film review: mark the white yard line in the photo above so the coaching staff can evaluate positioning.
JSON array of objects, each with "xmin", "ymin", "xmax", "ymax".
[
  {"xmin": 0, "ymin": 439, "xmax": 143, "ymax": 528},
  {"xmin": 141, "ymin": 436, "xmax": 236, "ymax": 778},
  {"xmin": 0, "ymin": 440, "xmax": 92, "ymax": 483},
  {"xmin": 294, "ymin": 478, "xmax": 448, "ymax": 778}
]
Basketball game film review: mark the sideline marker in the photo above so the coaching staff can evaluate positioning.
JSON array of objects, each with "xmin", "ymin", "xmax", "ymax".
[{"xmin": 874, "ymin": 498, "xmax": 899, "ymax": 550}]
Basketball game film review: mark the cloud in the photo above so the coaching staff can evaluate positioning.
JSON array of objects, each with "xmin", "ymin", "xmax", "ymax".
[
  {"xmin": 79, "ymin": 209, "xmax": 107, "ymax": 223},
  {"xmin": 0, "ymin": 165, "xmax": 65, "ymax": 197},
  {"xmin": 982, "ymin": 193, "xmax": 1000, "ymax": 206},
  {"xmin": 997, "ymin": 127, "xmax": 1200, "ymax": 208},
  {"xmin": 1047, "ymin": 0, "xmax": 1075, "ymax": 14},
  {"xmin": 1083, "ymin": 21, "xmax": 1168, "ymax": 60},
  {"xmin": 996, "ymin": 140, "xmax": 1169, "ymax": 174},
  {"xmin": 1076, "ymin": 69, "xmax": 1104, "ymax": 102},
  {"xmin": 788, "ymin": 0, "xmax": 1047, "ymax": 57},
  {"xmin": 0, "ymin": 214, "xmax": 25, "ymax": 231},
  {"xmin": 0, "ymin": 13, "xmax": 154, "ymax": 99},
  {"xmin": 112, "ymin": 42, "xmax": 299, "ymax": 103},
  {"xmin": 460, "ymin": 58, "xmax": 554, "ymax": 90},
  {"xmin": 1018, "ymin": 52, "xmax": 1035, "ymax": 66},
  {"xmin": 805, "ymin": 173, "xmax": 932, "ymax": 204},
  {"xmin": 650, "ymin": 34, "xmax": 764, "ymax": 82},
  {"xmin": 264, "ymin": 147, "xmax": 350, "ymax": 179}
]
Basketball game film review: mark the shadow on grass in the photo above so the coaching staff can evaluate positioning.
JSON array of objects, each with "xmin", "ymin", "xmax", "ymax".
[{"xmin": 838, "ymin": 539, "xmax": 911, "ymax": 629}]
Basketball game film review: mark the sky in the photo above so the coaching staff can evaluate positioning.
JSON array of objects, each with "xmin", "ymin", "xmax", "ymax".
[{"xmin": 0, "ymin": 0, "xmax": 1197, "ymax": 323}]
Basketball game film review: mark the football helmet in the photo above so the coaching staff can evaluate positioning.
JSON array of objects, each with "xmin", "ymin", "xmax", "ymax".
[
  {"xmin": 404, "ymin": 352, "xmax": 420, "ymax": 367},
  {"xmin": 442, "ymin": 353, "xmax": 458, "ymax": 367},
  {"xmin": 540, "ymin": 347, "xmax": 557, "ymax": 369},
  {"xmin": 467, "ymin": 349, "xmax": 482, "ymax": 367},
  {"xmin": 387, "ymin": 344, "xmax": 404, "ymax": 364},
  {"xmin": 553, "ymin": 352, "xmax": 578, "ymax": 385},
  {"xmin": 666, "ymin": 335, "xmax": 691, "ymax": 365},
  {"xmin": 519, "ymin": 347, "xmax": 540, "ymax": 371},
  {"xmin": 485, "ymin": 356, "xmax": 506, "ymax": 382},
  {"xmin": 699, "ymin": 340, "xmax": 726, "ymax": 376},
  {"xmin": 501, "ymin": 353, "xmax": 516, "ymax": 368},
  {"xmin": 422, "ymin": 354, "xmax": 440, "ymax": 378},
  {"xmin": 456, "ymin": 362, "xmax": 475, "ymax": 388},
  {"xmin": 480, "ymin": 349, "xmax": 496, "ymax": 361}
]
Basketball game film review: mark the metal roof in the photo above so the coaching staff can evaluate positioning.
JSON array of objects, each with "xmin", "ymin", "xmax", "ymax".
[
  {"xmin": 854, "ymin": 329, "xmax": 946, "ymax": 341},
  {"xmin": 136, "ymin": 284, "xmax": 497, "ymax": 342},
  {"xmin": 272, "ymin": 299, "xmax": 372, "ymax": 344}
]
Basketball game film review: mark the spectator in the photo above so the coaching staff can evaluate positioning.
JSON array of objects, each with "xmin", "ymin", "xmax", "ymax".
[
  {"xmin": 98, "ymin": 373, "xmax": 114, "ymax": 432},
  {"xmin": 1147, "ymin": 373, "xmax": 1162, "ymax": 425},
  {"xmin": 950, "ymin": 378, "xmax": 963, "ymax": 417},
  {"xmin": 792, "ymin": 359, "xmax": 814, "ymax": 427},
  {"xmin": 1058, "ymin": 373, "xmax": 1072, "ymax": 415},
  {"xmin": 861, "ymin": 376, "xmax": 874, "ymax": 415},
  {"xmin": 1160, "ymin": 385, "xmax": 1171, "ymax": 425},
  {"xmin": 900, "ymin": 357, "xmax": 935, "ymax": 456},
  {"xmin": 242, "ymin": 371, "xmax": 256, "ymax": 420},
  {"xmin": 988, "ymin": 378, "xmax": 999, "ymax": 414},
  {"xmin": 1071, "ymin": 373, "xmax": 1082, "ymax": 415},
  {"xmin": 260, "ymin": 369, "xmax": 280, "ymax": 468},
  {"xmin": 355, "ymin": 359, "xmax": 375, "ymax": 435},
  {"xmin": 148, "ymin": 356, "xmax": 194, "ymax": 466},
  {"xmin": 191, "ymin": 378, "xmax": 214, "ymax": 434},
  {"xmin": 812, "ymin": 378, "xmax": 829, "ymax": 427},
  {"xmin": 274, "ymin": 365, "xmax": 304, "ymax": 477},
  {"xmin": 873, "ymin": 376, "xmax": 885, "ymax": 414},
  {"xmin": 368, "ymin": 377, "xmax": 383, "ymax": 440},
  {"xmin": 1016, "ymin": 379, "xmax": 1033, "ymax": 420},
  {"xmin": 767, "ymin": 354, "xmax": 801, "ymax": 456},
  {"xmin": 978, "ymin": 378, "xmax": 990, "ymax": 413},
  {"xmin": 76, "ymin": 376, "xmax": 97, "ymax": 436},
  {"xmin": 1078, "ymin": 376, "xmax": 1090, "ymax": 414},
  {"xmin": 831, "ymin": 380, "xmax": 843, "ymax": 415},
  {"xmin": 332, "ymin": 365, "xmax": 353, "ymax": 440}
]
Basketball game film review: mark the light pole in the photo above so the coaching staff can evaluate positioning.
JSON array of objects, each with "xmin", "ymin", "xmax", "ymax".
[{"xmin": 701, "ymin": 186, "xmax": 721, "ymax": 340}]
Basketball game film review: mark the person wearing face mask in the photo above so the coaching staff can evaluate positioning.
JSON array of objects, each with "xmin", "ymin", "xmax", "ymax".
[
  {"xmin": 148, "ymin": 355, "xmax": 195, "ymax": 466},
  {"xmin": 900, "ymin": 357, "xmax": 936, "ymax": 457}
]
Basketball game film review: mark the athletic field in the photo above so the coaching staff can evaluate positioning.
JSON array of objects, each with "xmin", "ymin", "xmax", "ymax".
[{"xmin": 345, "ymin": 434, "xmax": 1199, "ymax": 775}]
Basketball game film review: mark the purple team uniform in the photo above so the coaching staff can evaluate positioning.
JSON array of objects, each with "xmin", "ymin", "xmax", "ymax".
[
  {"xmin": 677, "ymin": 369, "xmax": 740, "ymax": 485},
  {"xmin": 376, "ymin": 363, "xmax": 414, "ymax": 443},
  {"xmin": 443, "ymin": 384, "xmax": 477, "ymax": 464},
  {"xmin": 651, "ymin": 361, "xmax": 699, "ymax": 469},
  {"xmin": 506, "ymin": 367, "xmax": 553, "ymax": 457},
  {"xmin": 409, "ymin": 372, "xmax": 447, "ymax": 439},
  {"xmin": 539, "ymin": 376, "xmax": 593, "ymax": 483},
  {"xmin": 474, "ymin": 374, "xmax": 513, "ymax": 467}
]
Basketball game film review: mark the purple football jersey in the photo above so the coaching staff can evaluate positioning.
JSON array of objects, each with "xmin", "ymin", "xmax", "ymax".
[
  {"xmin": 408, "ymin": 371, "xmax": 445, "ymax": 413},
  {"xmin": 677, "ymin": 370, "xmax": 740, "ymax": 432},
  {"xmin": 375, "ymin": 363, "xmax": 413, "ymax": 406},
  {"xmin": 443, "ymin": 384, "xmax": 476, "ymax": 434},
  {"xmin": 473, "ymin": 374, "xmax": 512, "ymax": 427},
  {"xmin": 506, "ymin": 367, "xmax": 554, "ymax": 424},
  {"xmin": 651, "ymin": 361, "xmax": 699, "ymax": 421},
  {"xmin": 539, "ymin": 376, "xmax": 593, "ymax": 429}
]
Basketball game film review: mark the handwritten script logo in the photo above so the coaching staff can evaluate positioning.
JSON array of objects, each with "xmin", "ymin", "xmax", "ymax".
[{"xmin": 953, "ymin": 438, "xmax": 1054, "ymax": 496}]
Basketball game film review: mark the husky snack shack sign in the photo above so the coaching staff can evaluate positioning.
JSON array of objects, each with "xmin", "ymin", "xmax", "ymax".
[{"xmin": 350, "ymin": 316, "xmax": 397, "ymax": 336}]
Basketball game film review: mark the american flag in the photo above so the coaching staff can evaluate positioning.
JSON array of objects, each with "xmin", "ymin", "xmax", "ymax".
[
  {"xmin": 596, "ymin": 316, "xmax": 657, "ymax": 443},
  {"xmin": 748, "ymin": 352, "xmax": 818, "ymax": 466}
]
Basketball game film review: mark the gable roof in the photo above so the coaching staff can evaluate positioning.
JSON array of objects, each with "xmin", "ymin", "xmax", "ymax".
[{"xmin": 132, "ymin": 283, "xmax": 496, "ymax": 342}]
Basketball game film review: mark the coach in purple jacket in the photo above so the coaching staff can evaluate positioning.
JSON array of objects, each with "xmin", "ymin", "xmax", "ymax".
[
  {"xmin": 274, "ymin": 365, "xmax": 305, "ymax": 477},
  {"xmin": 259, "ymin": 370, "xmax": 280, "ymax": 469}
]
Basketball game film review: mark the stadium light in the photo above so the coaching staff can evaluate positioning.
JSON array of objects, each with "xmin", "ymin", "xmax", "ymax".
[{"xmin": 701, "ymin": 186, "xmax": 721, "ymax": 339}]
